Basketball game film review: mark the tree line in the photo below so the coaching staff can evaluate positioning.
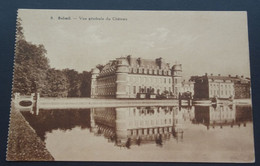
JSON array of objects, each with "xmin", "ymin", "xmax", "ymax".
[{"xmin": 12, "ymin": 18, "xmax": 92, "ymax": 97}]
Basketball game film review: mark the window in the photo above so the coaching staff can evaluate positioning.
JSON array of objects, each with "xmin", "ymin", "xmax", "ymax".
[
  {"xmin": 133, "ymin": 86, "xmax": 136, "ymax": 94},
  {"xmin": 164, "ymin": 78, "xmax": 166, "ymax": 83},
  {"xmin": 138, "ymin": 68, "xmax": 141, "ymax": 73}
]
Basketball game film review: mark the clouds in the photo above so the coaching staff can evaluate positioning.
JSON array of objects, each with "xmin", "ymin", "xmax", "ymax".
[
  {"xmin": 19, "ymin": 10, "xmax": 250, "ymax": 77},
  {"xmin": 84, "ymin": 25, "xmax": 112, "ymax": 44},
  {"xmin": 138, "ymin": 27, "xmax": 171, "ymax": 49}
]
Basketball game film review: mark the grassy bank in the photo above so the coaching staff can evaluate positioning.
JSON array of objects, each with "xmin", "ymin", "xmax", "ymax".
[{"xmin": 6, "ymin": 105, "xmax": 54, "ymax": 161}]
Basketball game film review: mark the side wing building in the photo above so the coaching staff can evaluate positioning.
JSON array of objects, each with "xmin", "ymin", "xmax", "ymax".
[{"xmin": 190, "ymin": 73, "xmax": 251, "ymax": 99}]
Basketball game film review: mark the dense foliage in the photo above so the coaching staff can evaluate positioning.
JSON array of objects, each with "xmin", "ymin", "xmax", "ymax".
[{"xmin": 12, "ymin": 18, "xmax": 92, "ymax": 97}]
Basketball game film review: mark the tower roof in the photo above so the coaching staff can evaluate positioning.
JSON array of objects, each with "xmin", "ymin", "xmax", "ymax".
[
  {"xmin": 116, "ymin": 57, "xmax": 129, "ymax": 66},
  {"xmin": 172, "ymin": 64, "xmax": 182, "ymax": 71},
  {"xmin": 91, "ymin": 68, "xmax": 100, "ymax": 74}
]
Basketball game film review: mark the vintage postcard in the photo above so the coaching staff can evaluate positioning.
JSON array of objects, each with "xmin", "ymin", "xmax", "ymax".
[{"xmin": 6, "ymin": 9, "xmax": 255, "ymax": 162}]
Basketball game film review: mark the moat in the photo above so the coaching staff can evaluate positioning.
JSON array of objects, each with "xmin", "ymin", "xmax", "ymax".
[{"xmin": 19, "ymin": 103, "xmax": 254, "ymax": 162}]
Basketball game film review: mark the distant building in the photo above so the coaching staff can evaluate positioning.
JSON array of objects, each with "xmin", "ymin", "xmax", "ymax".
[
  {"xmin": 191, "ymin": 74, "xmax": 234, "ymax": 99},
  {"xmin": 190, "ymin": 73, "xmax": 251, "ymax": 99},
  {"xmin": 91, "ymin": 55, "xmax": 182, "ymax": 99},
  {"xmin": 180, "ymin": 80, "xmax": 195, "ymax": 97},
  {"xmin": 230, "ymin": 75, "xmax": 251, "ymax": 99}
]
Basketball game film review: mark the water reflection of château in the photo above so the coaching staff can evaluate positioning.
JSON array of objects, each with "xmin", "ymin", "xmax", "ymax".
[
  {"xmin": 90, "ymin": 106, "xmax": 190, "ymax": 147},
  {"xmin": 20, "ymin": 104, "xmax": 252, "ymax": 149},
  {"xmin": 193, "ymin": 104, "xmax": 252, "ymax": 129}
]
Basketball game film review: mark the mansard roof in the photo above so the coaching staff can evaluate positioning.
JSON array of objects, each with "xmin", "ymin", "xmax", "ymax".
[{"xmin": 127, "ymin": 56, "xmax": 171, "ymax": 69}]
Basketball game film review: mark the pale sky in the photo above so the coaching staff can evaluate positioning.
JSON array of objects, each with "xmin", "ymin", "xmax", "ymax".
[{"xmin": 18, "ymin": 9, "xmax": 251, "ymax": 78}]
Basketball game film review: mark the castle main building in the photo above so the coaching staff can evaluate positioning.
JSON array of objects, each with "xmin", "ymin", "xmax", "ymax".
[{"xmin": 91, "ymin": 55, "xmax": 182, "ymax": 99}]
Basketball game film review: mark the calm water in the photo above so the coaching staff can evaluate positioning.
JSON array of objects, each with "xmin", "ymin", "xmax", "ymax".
[{"xmin": 21, "ymin": 104, "xmax": 255, "ymax": 162}]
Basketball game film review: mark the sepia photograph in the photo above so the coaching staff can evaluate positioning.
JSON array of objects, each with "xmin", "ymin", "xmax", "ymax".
[{"xmin": 6, "ymin": 9, "xmax": 255, "ymax": 162}]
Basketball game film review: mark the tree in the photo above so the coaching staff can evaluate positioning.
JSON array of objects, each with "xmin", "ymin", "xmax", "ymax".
[
  {"xmin": 63, "ymin": 69, "xmax": 81, "ymax": 97},
  {"xmin": 12, "ymin": 18, "xmax": 94, "ymax": 97},
  {"xmin": 13, "ymin": 19, "xmax": 50, "ymax": 95},
  {"xmin": 16, "ymin": 18, "xmax": 25, "ymax": 41},
  {"xmin": 79, "ymin": 71, "xmax": 91, "ymax": 97},
  {"xmin": 43, "ymin": 69, "xmax": 69, "ymax": 97}
]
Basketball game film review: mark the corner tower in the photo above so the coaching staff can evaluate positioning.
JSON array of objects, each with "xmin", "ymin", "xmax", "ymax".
[
  {"xmin": 115, "ymin": 57, "xmax": 129, "ymax": 98},
  {"xmin": 91, "ymin": 68, "xmax": 100, "ymax": 98},
  {"xmin": 172, "ymin": 64, "xmax": 182, "ymax": 97}
]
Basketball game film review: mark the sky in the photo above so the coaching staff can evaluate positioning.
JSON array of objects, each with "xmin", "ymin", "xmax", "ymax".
[{"xmin": 18, "ymin": 9, "xmax": 251, "ymax": 78}]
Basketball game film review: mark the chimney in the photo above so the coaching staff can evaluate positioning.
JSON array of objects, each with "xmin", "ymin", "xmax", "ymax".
[
  {"xmin": 205, "ymin": 73, "xmax": 208, "ymax": 76},
  {"xmin": 228, "ymin": 74, "xmax": 231, "ymax": 77},
  {"xmin": 241, "ymin": 75, "xmax": 244, "ymax": 78},
  {"xmin": 211, "ymin": 73, "xmax": 213, "ymax": 76},
  {"xmin": 156, "ymin": 57, "xmax": 163, "ymax": 69},
  {"xmin": 218, "ymin": 74, "xmax": 221, "ymax": 76},
  {"xmin": 236, "ymin": 75, "xmax": 239, "ymax": 78},
  {"xmin": 127, "ymin": 55, "xmax": 132, "ymax": 65},
  {"xmin": 137, "ymin": 57, "xmax": 141, "ymax": 66}
]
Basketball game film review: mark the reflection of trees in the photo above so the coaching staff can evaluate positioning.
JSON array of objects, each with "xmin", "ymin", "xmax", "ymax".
[
  {"xmin": 21, "ymin": 109, "xmax": 91, "ymax": 141},
  {"xmin": 193, "ymin": 106, "xmax": 210, "ymax": 125},
  {"xmin": 235, "ymin": 105, "xmax": 252, "ymax": 122}
]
